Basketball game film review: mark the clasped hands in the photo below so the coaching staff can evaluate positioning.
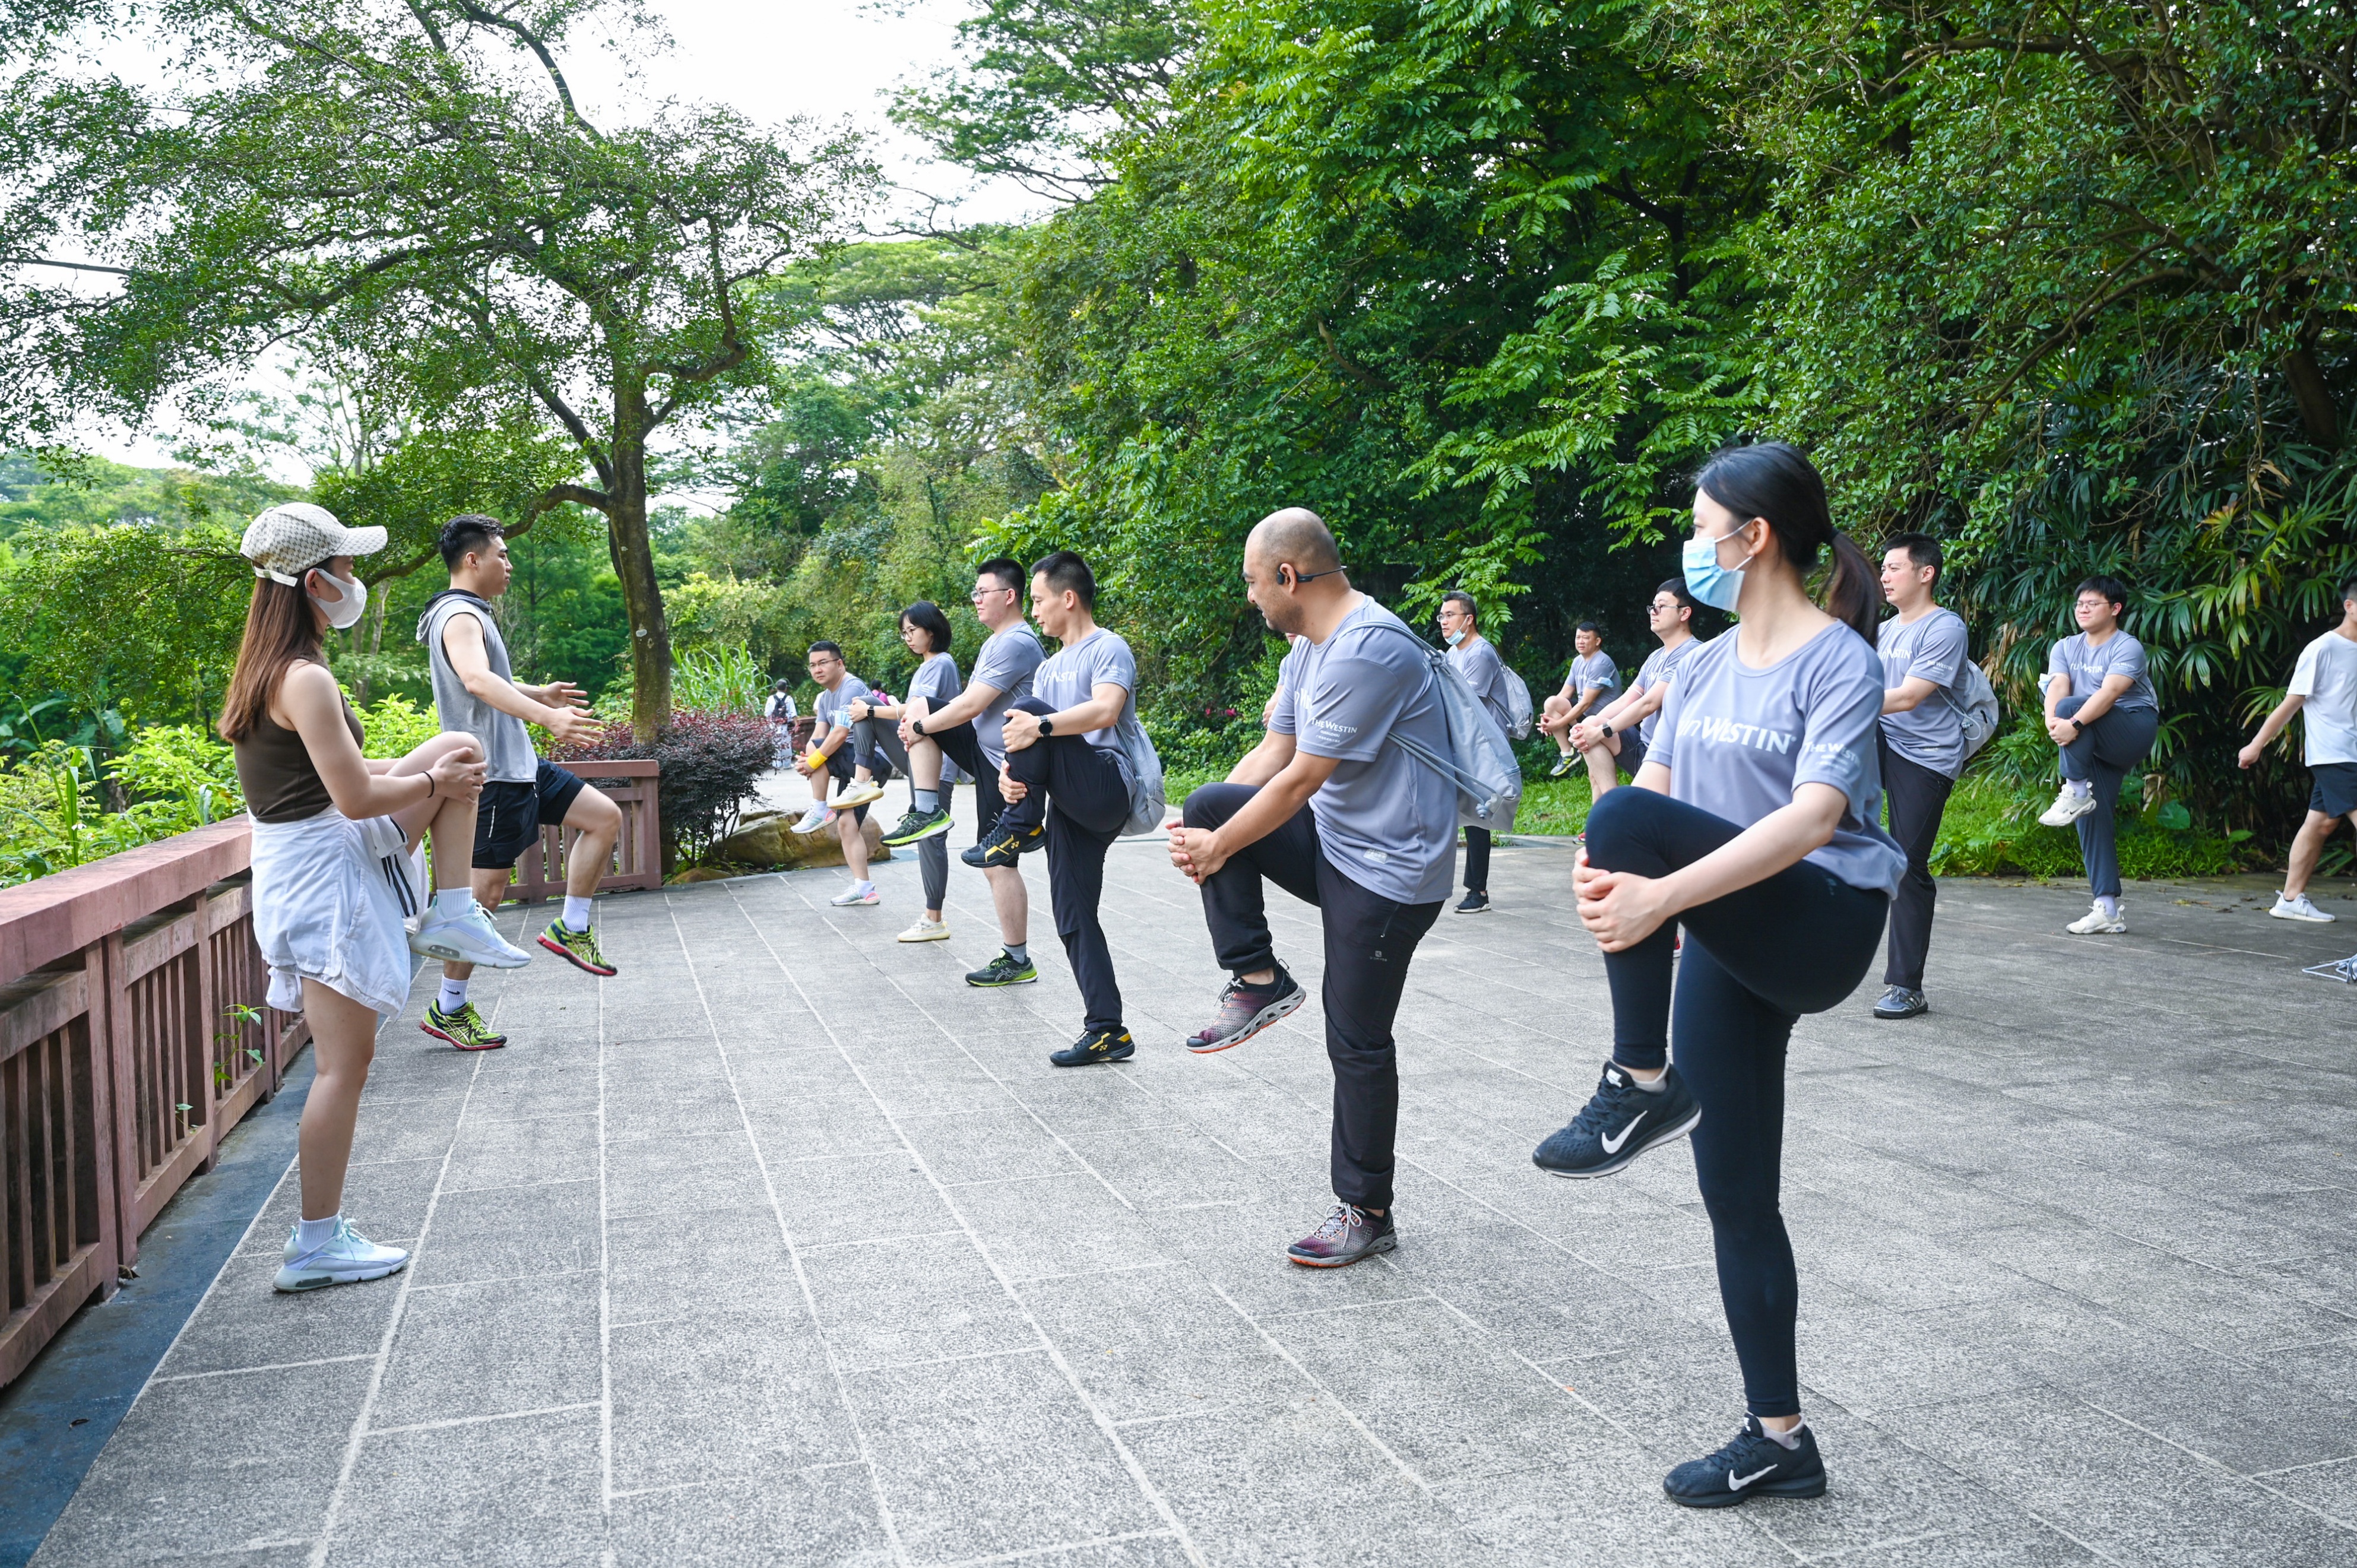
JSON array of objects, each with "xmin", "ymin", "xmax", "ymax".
[{"xmin": 1573, "ymin": 847, "xmax": 1675, "ymax": 952}]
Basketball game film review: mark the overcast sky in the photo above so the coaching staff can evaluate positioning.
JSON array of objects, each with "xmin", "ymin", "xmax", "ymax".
[{"xmin": 84, "ymin": 0, "xmax": 1037, "ymax": 470}]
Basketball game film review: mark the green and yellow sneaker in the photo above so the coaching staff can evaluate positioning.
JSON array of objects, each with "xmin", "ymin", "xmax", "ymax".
[
  {"xmin": 421, "ymin": 1001, "xmax": 508, "ymax": 1052},
  {"xmin": 965, "ymin": 950, "xmax": 1038, "ymax": 987},
  {"xmin": 537, "ymin": 920, "xmax": 616, "ymax": 977}
]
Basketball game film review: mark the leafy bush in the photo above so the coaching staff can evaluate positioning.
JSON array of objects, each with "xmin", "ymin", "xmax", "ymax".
[
  {"xmin": 352, "ymin": 690, "xmax": 445, "ymax": 759},
  {"xmin": 673, "ymin": 647, "xmax": 768, "ymax": 715},
  {"xmin": 551, "ymin": 709, "xmax": 773, "ymax": 867},
  {"xmin": 110, "ymin": 724, "xmax": 243, "ymax": 825}
]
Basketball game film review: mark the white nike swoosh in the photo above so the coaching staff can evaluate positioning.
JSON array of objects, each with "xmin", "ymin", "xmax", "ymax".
[
  {"xmin": 1599, "ymin": 1110, "xmax": 1647, "ymax": 1155},
  {"xmin": 1730, "ymin": 1465, "xmax": 1776, "ymax": 1490}
]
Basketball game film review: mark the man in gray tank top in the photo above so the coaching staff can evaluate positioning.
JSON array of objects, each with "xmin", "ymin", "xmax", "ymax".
[{"xmin": 414, "ymin": 516, "xmax": 626, "ymax": 1050}]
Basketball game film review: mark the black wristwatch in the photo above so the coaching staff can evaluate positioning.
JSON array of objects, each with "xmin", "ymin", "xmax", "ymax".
[
  {"xmin": 1038, "ymin": 715, "xmax": 1056, "ymax": 737},
  {"xmin": 911, "ymin": 716, "xmax": 926, "ymax": 738},
  {"xmin": 1598, "ymin": 721, "xmax": 1615, "ymax": 739}
]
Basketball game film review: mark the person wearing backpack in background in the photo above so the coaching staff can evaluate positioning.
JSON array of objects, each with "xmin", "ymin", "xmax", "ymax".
[
  {"xmin": 1872, "ymin": 534, "xmax": 1973, "ymax": 1019},
  {"xmin": 1439, "ymin": 588, "xmax": 1513, "ymax": 914},
  {"xmin": 1169, "ymin": 509, "xmax": 1455, "ymax": 1268},
  {"xmin": 1569, "ymin": 579, "xmax": 1704, "ymax": 802},
  {"xmin": 2035, "ymin": 575, "xmax": 2160, "ymax": 935}
]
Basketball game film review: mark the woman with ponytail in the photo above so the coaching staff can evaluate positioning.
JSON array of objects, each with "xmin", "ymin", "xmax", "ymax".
[{"xmin": 1531, "ymin": 441, "xmax": 1903, "ymax": 1507}]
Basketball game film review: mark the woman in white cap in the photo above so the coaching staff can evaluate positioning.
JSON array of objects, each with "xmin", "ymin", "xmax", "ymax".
[{"xmin": 224, "ymin": 502, "xmax": 533, "ymax": 1292}]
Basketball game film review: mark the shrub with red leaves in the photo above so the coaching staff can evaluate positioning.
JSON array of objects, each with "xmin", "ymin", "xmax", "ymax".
[{"xmin": 552, "ymin": 709, "xmax": 775, "ymax": 867}]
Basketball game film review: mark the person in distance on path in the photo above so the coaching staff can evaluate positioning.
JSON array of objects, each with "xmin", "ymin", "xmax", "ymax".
[
  {"xmin": 2035, "ymin": 575, "xmax": 2160, "ymax": 935},
  {"xmin": 1532, "ymin": 443, "xmax": 1902, "ymax": 1507},
  {"xmin": 1569, "ymin": 579, "xmax": 1705, "ymax": 803},
  {"xmin": 1869, "ymin": 533, "xmax": 1973, "ymax": 1019},
  {"xmin": 1539, "ymin": 621, "xmax": 1618, "ymax": 776},
  {"xmin": 981, "ymin": 552, "xmax": 1142, "ymax": 1065},
  {"xmin": 797, "ymin": 641, "xmax": 886, "ymax": 908},
  {"xmin": 417, "ymin": 515, "xmax": 625, "ymax": 1053},
  {"xmin": 857, "ymin": 601, "xmax": 964, "ymax": 942},
  {"xmin": 2238, "ymin": 572, "xmax": 2357, "ymax": 924},
  {"xmin": 1439, "ymin": 588, "xmax": 1513, "ymax": 914},
  {"xmin": 1168, "ymin": 509, "xmax": 1455, "ymax": 1268},
  {"xmin": 898, "ymin": 558, "xmax": 1044, "ymax": 987}
]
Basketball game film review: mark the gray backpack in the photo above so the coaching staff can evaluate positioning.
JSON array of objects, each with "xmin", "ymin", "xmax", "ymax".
[
  {"xmin": 1115, "ymin": 714, "xmax": 1167, "ymax": 834},
  {"xmin": 1944, "ymin": 660, "xmax": 2001, "ymax": 758},
  {"xmin": 1374, "ymin": 625, "xmax": 1523, "ymax": 829},
  {"xmin": 1498, "ymin": 665, "xmax": 1537, "ymax": 740}
]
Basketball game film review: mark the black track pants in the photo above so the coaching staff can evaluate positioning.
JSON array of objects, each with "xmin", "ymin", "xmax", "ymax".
[
  {"xmin": 1877, "ymin": 739, "xmax": 1955, "ymax": 990},
  {"xmin": 1001, "ymin": 698, "xmax": 1130, "ymax": 1033}
]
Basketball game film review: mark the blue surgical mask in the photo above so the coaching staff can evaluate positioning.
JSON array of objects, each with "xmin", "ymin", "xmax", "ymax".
[
  {"xmin": 1681, "ymin": 526, "xmax": 1752, "ymax": 612},
  {"xmin": 1443, "ymin": 627, "xmax": 1466, "ymax": 647}
]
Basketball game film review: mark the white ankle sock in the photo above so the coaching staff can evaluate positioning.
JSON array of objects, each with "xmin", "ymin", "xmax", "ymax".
[
  {"xmin": 296, "ymin": 1215, "xmax": 339, "ymax": 1252},
  {"xmin": 432, "ymin": 886, "xmax": 474, "ymax": 918},
  {"xmin": 1762, "ymin": 1420, "xmax": 1805, "ymax": 1450},
  {"xmin": 562, "ymin": 895, "xmax": 591, "ymax": 932},
  {"xmin": 2067, "ymin": 778, "xmax": 2092, "ymax": 799},
  {"xmin": 438, "ymin": 978, "xmax": 468, "ymax": 1012},
  {"xmin": 2096, "ymin": 895, "xmax": 2120, "ymax": 919}
]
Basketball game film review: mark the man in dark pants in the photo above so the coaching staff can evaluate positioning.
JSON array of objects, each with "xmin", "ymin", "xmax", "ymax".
[
  {"xmin": 1872, "ymin": 533, "xmax": 1971, "ymax": 1018},
  {"xmin": 1168, "ymin": 509, "xmax": 1456, "ymax": 1268},
  {"xmin": 981, "ymin": 551, "xmax": 1142, "ymax": 1065},
  {"xmin": 1439, "ymin": 588, "xmax": 1512, "ymax": 914},
  {"xmin": 2035, "ymin": 575, "xmax": 2162, "ymax": 935}
]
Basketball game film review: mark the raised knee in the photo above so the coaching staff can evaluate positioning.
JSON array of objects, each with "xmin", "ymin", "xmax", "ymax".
[{"xmin": 1182, "ymin": 783, "xmax": 1241, "ymax": 829}]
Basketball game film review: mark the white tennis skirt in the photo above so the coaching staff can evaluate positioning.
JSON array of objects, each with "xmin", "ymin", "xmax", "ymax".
[{"xmin": 248, "ymin": 807, "xmax": 423, "ymax": 1019}]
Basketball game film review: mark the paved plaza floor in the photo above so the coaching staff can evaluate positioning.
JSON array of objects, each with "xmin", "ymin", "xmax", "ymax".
[{"xmin": 21, "ymin": 809, "xmax": 2357, "ymax": 1567}]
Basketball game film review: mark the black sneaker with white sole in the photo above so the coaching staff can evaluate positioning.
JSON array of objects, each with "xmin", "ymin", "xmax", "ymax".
[
  {"xmin": 978, "ymin": 819, "xmax": 1046, "ymax": 868},
  {"xmin": 1455, "ymin": 891, "xmax": 1490, "ymax": 914},
  {"xmin": 1185, "ymin": 965, "xmax": 1306, "ymax": 1053},
  {"xmin": 1048, "ymin": 1028, "xmax": 1134, "ymax": 1067},
  {"xmin": 965, "ymin": 950, "xmax": 1038, "ymax": 987},
  {"xmin": 1531, "ymin": 1060, "xmax": 1702, "ymax": 1179},
  {"xmin": 1664, "ymin": 1417, "xmax": 1826, "ymax": 1508}
]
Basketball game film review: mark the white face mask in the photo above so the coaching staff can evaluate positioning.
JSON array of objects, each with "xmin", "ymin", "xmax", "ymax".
[
  {"xmin": 311, "ymin": 568, "xmax": 368, "ymax": 630},
  {"xmin": 1442, "ymin": 626, "xmax": 1467, "ymax": 647}
]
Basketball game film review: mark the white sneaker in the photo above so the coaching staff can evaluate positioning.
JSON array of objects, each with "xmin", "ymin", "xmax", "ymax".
[
  {"xmin": 2270, "ymin": 892, "xmax": 2336, "ymax": 923},
  {"xmin": 2038, "ymin": 787, "xmax": 2099, "ymax": 828},
  {"xmin": 896, "ymin": 917, "xmax": 950, "ymax": 942},
  {"xmin": 830, "ymin": 882, "xmax": 880, "ymax": 907},
  {"xmin": 834, "ymin": 779, "xmax": 886, "ymax": 809},
  {"xmin": 2066, "ymin": 902, "xmax": 2127, "ymax": 935},
  {"xmin": 274, "ymin": 1219, "xmax": 409, "ymax": 1293},
  {"xmin": 409, "ymin": 902, "xmax": 533, "ymax": 968},
  {"xmin": 790, "ymin": 802, "xmax": 832, "ymax": 835}
]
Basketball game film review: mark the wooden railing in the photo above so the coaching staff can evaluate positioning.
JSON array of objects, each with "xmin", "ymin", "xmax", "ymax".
[
  {"xmin": 510, "ymin": 759, "xmax": 663, "ymax": 901},
  {"xmin": 0, "ymin": 759, "xmax": 660, "ymax": 1390}
]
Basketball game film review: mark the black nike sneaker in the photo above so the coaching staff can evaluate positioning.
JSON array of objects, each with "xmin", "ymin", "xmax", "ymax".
[
  {"xmin": 965, "ymin": 950, "xmax": 1038, "ymax": 987},
  {"xmin": 1048, "ymin": 1028, "xmax": 1134, "ymax": 1067},
  {"xmin": 1664, "ymin": 1417, "xmax": 1826, "ymax": 1508},
  {"xmin": 1455, "ymin": 891, "xmax": 1490, "ymax": 914},
  {"xmin": 1531, "ymin": 1060, "xmax": 1702, "ymax": 1179},
  {"xmin": 978, "ymin": 820, "xmax": 1046, "ymax": 869}
]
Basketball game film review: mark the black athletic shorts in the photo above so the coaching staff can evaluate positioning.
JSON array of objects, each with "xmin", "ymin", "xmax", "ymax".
[
  {"xmin": 2312, "ymin": 762, "xmax": 2357, "ymax": 819},
  {"xmin": 473, "ymin": 761, "xmax": 589, "ymax": 869},
  {"xmin": 1616, "ymin": 731, "xmax": 1649, "ymax": 778}
]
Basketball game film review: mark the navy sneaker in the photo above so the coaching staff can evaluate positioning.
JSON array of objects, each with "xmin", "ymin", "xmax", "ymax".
[
  {"xmin": 1532, "ymin": 1060, "xmax": 1701, "ymax": 1179},
  {"xmin": 1185, "ymin": 965, "xmax": 1306, "ymax": 1053},
  {"xmin": 1048, "ymin": 1028, "xmax": 1133, "ymax": 1067},
  {"xmin": 961, "ymin": 841, "xmax": 989, "ymax": 868},
  {"xmin": 1455, "ymin": 891, "xmax": 1490, "ymax": 914},
  {"xmin": 1871, "ymin": 984, "xmax": 1927, "ymax": 1019},
  {"xmin": 978, "ymin": 819, "xmax": 1045, "ymax": 868},
  {"xmin": 1286, "ymin": 1203, "xmax": 1396, "ymax": 1268},
  {"xmin": 1664, "ymin": 1417, "xmax": 1826, "ymax": 1508}
]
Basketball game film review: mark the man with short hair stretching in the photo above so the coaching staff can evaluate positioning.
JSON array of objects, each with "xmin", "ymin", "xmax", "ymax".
[
  {"xmin": 1170, "ymin": 509, "xmax": 1456, "ymax": 1268},
  {"xmin": 2036, "ymin": 575, "xmax": 2160, "ymax": 935},
  {"xmin": 417, "ymin": 515, "xmax": 624, "ymax": 1051},
  {"xmin": 1870, "ymin": 534, "xmax": 1971, "ymax": 1018},
  {"xmin": 797, "ymin": 641, "xmax": 885, "ymax": 908},
  {"xmin": 1570, "ymin": 580, "xmax": 1702, "ymax": 802},
  {"xmin": 1539, "ymin": 622, "xmax": 1618, "ymax": 775},
  {"xmin": 899, "ymin": 558, "xmax": 1043, "ymax": 987},
  {"xmin": 2239, "ymin": 572, "xmax": 2357, "ymax": 924},
  {"xmin": 1439, "ymin": 588, "xmax": 1511, "ymax": 914}
]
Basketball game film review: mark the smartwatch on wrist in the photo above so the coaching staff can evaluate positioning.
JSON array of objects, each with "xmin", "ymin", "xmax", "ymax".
[
  {"xmin": 911, "ymin": 716, "xmax": 926, "ymax": 738},
  {"xmin": 1038, "ymin": 716, "xmax": 1056, "ymax": 737},
  {"xmin": 1598, "ymin": 721, "xmax": 1615, "ymax": 740}
]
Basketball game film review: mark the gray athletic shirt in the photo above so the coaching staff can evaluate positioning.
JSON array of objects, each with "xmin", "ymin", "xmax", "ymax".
[
  {"xmin": 1649, "ymin": 623, "xmax": 1907, "ymax": 897},
  {"xmin": 969, "ymin": 626, "xmax": 1044, "ymax": 768},
  {"xmin": 1033, "ymin": 627, "xmax": 1138, "ymax": 752},
  {"xmin": 1269, "ymin": 600, "xmax": 1458, "ymax": 906},
  {"xmin": 1447, "ymin": 637, "xmax": 1512, "ymax": 733},
  {"xmin": 418, "ymin": 593, "xmax": 537, "ymax": 784},
  {"xmin": 1877, "ymin": 609, "xmax": 1970, "ymax": 779},
  {"xmin": 812, "ymin": 675, "xmax": 871, "ymax": 738},
  {"xmin": 1630, "ymin": 637, "xmax": 1702, "ymax": 745},
  {"xmin": 906, "ymin": 652, "xmax": 961, "ymax": 707},
  {"xmin": 1568, "ymin": 649, "xmax": 1619, "ymax": 698},
  {"xmin": 2045, "ymin": 631, "xmax": 2158, "ymax": 711}
]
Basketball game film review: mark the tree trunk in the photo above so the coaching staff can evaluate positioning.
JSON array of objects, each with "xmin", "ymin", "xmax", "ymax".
[
  {"xmin": 609, "ymin": 373, "xmax": 675, "ymax": 743},
  {"xmin": 2285, "ymin": 338, "xmax": 2339, "ymax": 446}
]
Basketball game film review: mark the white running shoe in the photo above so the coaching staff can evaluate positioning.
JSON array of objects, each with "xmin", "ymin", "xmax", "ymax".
[
  {"xmin": 2038, "ymin": 787, "xmax": 2099, "ymax": 828},
  {"xmin": 830, "ymin": 882, "xmax": 880, "ymax": 907},
  {"xmin": 408, "ymin": 902, "xmax": 533, "ymax": 968},
  {"xmin": 834, "ymin": 779, "xmax": 886, "ymax": 809},
  {"xmin": 790, "ymin": 802, "xmax": 832, "ymax": 835},
  {"xmin": 2270, "ymin": 892, "xmax": 2336, "ymax": 923},
  {"xmin": 896, "ymin": 917, "xmax": 950, "ymax": 942},
  {"xmin": 274, "ymin": 1219, "xmax": 408, "ymax": 1293},
  {"xmin": 2066, "ymin": 902, "xmax": 2127, "ymax": 935}
]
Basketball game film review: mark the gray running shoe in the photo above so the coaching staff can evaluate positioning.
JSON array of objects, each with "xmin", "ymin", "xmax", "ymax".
[
  {"xmin": 1185, "ymin": 965, "xmax": 1306, "ymax": 1053},
  {"xmin": 1871, "ymin": 985, "xmax": 1927, "ymax": 1019},
  {"xmin": 1286, "ymin": 1203, "xmax": 1396, "ymax": 1268}
]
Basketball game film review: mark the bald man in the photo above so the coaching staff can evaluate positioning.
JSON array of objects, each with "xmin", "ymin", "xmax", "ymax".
[{"xmin": 1168, "ymin": 508, "xmax": 1458, "ymax": 1268}]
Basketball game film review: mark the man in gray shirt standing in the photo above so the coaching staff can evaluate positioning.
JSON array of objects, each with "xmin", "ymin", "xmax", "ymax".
[
  {"xmin": 1439, "ymin": 588, "xmax": 1510, "ymax": 914},
  {"xmin": 1873, "ymin": 533, "xmax": 1972, "ymax": 1019},
  {"xmin": 1170, "ymin": 509, "xmax": 1455, "ymax": 1269}
]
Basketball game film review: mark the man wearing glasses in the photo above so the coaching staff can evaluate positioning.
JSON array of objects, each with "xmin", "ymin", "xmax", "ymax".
[
  {"xmin": 897, "ymin": 557, "xmax": 1046, "ymax": 987},
  {"xmin": 1567, "ymin": 581, "xmax": 1704, "ymax": 800}
]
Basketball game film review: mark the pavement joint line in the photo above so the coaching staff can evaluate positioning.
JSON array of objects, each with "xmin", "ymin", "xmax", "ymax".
[
  {"xmin": 404, "ymin": 1264, "xmax": 603, "ymax": 1293},
  {"xmin": 2246, "ymin": 1451, "xmax": 2357, "ymax": 1479},
  {"xmin": 2082, "ymin": 1396, "xmax": 2357, "ymax": 1531},
  {"xmin": 1788, "ymin": 1526, "xmax": 1961, "ymax": 1563},
  {"xmin": 850, "ymin": 1345, "xmax": 1049, "ymax": 1373},
  {"xmin": 798, "ymin": 1229, "xmax": 973, "ymax": 1253},
  {"xmin": 922, "ymin": 1526, "xmax": 1181, "ymax": 1568},
  {"xmin": 1007, "ymin": 1259, "xmax": 1182, "ymax": 1286},
  {"xmin": 596, "ymin": 920, "xmax": 615, "ymax": 1545},
  {"xmin": 739, "ymin": 878, "xmax": 1212, "ymax": 1568},
  {"xmin": 664, "ymin": 886, "xmax": 916, "ymax": 1568},
  {"xmin": 1251, "ymin": 1291, "xmax": 1441, "ymax": 1323},
  {"xmin": 363, "ymin": 1400, "xmax": 602, "ymax": 1439},
  {"xmin": 606, "ymin": 1459, "xmax": 870, "ymax": 1502},
  {"xmin": 1201, "ymin": 1278, "xmax": 1432, "ymax": 1496},
  {"xmin": 148, "ymin": 1352, "xmax": 381, "ymax": 1385},
  {"xmin": 435, "ymin": 1174, "xmax": 602, "ymax": 1196}
]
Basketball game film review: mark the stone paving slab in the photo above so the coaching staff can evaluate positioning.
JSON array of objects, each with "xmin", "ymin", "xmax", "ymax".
[{"xmin": 25, "ymin": 792, "xmax": 2357, "ymax": 1567}]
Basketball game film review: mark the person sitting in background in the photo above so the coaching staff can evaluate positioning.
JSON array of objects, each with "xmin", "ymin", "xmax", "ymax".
[
  {"xmin": 794, "ymin": 641, "xmax": 886, "ymax": 907},
  {"xmin": 2035, "ymin": 575, "xmax": 2160, "ymax": 935},
  {"xmin": 1539, "ymin": 622, "xmax": 1618, "ymax": 777},
  {"xmin": 2239, "ymin": 572, "xmax": 2357, "ymax": 923},
  {"xmin": 1570, "ymin": 580, "xmax": 1703, "ymax": 803}
]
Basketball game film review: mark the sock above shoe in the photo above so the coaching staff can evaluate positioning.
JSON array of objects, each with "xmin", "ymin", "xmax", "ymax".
[{"xmin": 431, "ymin": 886, "xmax": 474, "ymax": 917}]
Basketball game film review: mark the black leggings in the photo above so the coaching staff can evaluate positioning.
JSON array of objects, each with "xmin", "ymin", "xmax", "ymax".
[{"xmin": 1585, "ymin": 787, "xmax": 1889, "ymax": 1418}]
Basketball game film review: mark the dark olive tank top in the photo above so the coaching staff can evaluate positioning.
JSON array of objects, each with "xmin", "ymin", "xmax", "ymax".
[{"xmin": 234, "ymin": 682, "xmax": 367, "ymax": 824}]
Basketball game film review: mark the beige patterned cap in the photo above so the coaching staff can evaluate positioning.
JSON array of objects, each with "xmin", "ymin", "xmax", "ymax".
[{"xmin": 239, "ymin": 502, "xmax": 387, "ymax": 586}]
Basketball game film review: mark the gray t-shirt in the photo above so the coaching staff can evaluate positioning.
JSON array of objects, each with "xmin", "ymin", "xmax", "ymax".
[
  {"xmin": 1567, "ymin": 649, "xmax": 1619, "ymax": 700},
  {"xmin": 418, "ymin": 593, "xmax": 537, "ymax": 784},
  {"xmin": 1269, "ymin": 601, "xmax": 1458, "ymax": 906},
  {"xmin": 1630, "ymin": 636, "xmax": 1702, "ymax": 745},
  {"xmin": 907, "ymin": 652, "xmax": 961, "ymax": 708},
  {"xmin": 1033, "ymin": 627, "xmax": 1139, "ymax": 752},
  {"xmin": 1649, "ymin": 624, "xmax": 1907, "ymax": 897},
  {"xmin": 1877, "ymin": 609, "xmax": 1970, "ymax": 779},
  {"xmin": 812, "ymin": 675, "xmax": 872, "ymax": 738},
  {"xmin": 2045, "ymin": 631, "xmax": 2158, "ymax": 712},
  {"xmin": 968, "ymin": 625, "xmax": 1045, "ymax": 769},
  {"xmin": 1447, "ymin": 637, "xmax": 1512, "ymax": 734}
]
